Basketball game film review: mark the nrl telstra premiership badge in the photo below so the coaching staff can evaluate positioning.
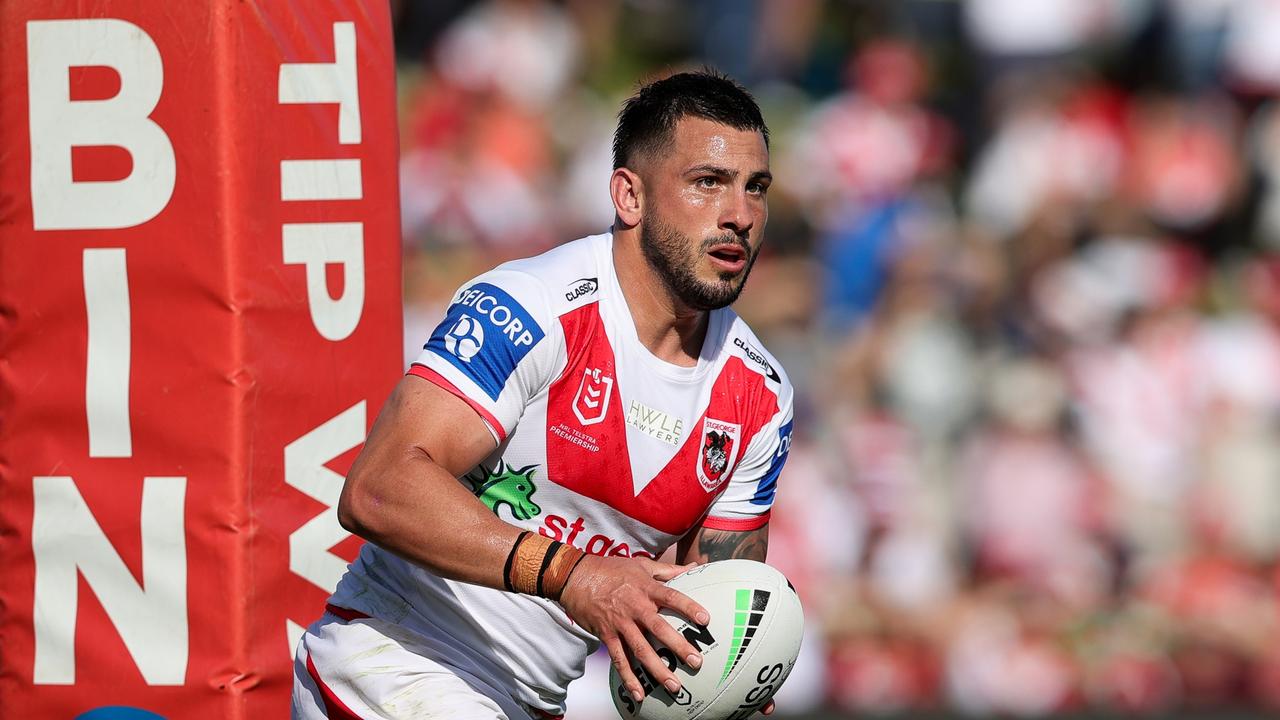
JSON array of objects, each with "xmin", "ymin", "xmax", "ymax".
[{"xmin": 573, "ymin": 367, "xmax": 613, "ymax": 426}]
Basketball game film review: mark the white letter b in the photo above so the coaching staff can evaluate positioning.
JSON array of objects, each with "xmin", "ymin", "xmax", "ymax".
[{"xmin": 27, "ymin": 19, "xmax": 175, "ymax": 230}]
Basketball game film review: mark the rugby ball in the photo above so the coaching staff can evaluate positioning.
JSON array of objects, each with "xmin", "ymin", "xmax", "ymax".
[{"xmin": 609, "ymin": 559, "xmax": 803, "ymax": 720}]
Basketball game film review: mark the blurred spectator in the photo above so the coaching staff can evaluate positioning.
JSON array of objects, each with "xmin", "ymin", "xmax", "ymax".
[{"xmin": 960, "ymin": 358, "xmax": 1110, "ymax": 608}]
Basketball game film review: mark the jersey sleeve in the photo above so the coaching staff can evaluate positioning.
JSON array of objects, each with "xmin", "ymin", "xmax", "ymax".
[
  {"xmin": 702, "ymin": 378, "xmax": 794, "ymax": 530},
  {"xmin": 408, "ymin": 269, "xmax": 560, "ymax": 444}
]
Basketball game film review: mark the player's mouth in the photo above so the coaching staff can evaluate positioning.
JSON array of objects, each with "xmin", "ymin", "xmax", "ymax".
[{"xmin": 706, "ymin": 242, "xmax": 749, "ymax": 274}]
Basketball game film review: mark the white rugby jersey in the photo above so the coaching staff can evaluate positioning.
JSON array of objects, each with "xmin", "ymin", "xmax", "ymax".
[{"xmin": 327, "ymin": 232, "xmax": 794, "ymax": 715}]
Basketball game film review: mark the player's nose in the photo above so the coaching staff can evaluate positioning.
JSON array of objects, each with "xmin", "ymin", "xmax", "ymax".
[{"xmin": 718, "ymin": 190, "xmax": 754, "ymax": 237}]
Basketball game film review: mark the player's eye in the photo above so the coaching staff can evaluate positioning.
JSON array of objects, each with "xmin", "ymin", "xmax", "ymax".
[{"xmin": 696, "ymin": 176, "xmax": 718, "ymax": 189}]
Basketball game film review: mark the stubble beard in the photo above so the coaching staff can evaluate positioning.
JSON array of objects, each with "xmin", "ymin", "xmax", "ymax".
[{"xmin": 639, "ymin": 212, "xmax": 757, "ymax": 312}]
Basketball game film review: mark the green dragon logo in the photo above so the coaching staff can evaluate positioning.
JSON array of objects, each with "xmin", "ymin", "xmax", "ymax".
[{"xmin": 465, "ymin": 460, "xmax": 541, "ymax": 520}]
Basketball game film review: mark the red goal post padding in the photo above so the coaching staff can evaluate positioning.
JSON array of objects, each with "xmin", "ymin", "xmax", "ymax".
[{"xmin": 0, "ymin": 2, "xmax": 401, "ymax": 717}]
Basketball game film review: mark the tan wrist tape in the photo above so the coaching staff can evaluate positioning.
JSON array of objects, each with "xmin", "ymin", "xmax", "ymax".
[{"xmin": 503, "ymin": 531, "xmax": 586, "ymax": 600}]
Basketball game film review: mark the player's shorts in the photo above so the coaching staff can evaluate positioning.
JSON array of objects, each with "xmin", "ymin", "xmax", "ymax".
[{"xmin": 292, "ymin": 605, "xmax": 560, "ymax": 720}]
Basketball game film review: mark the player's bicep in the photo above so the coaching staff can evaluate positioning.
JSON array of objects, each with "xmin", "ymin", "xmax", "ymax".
[
  {"xmin": 369, "ymin": 373, "xmax": 498, "ymax": 476},
  {"xmin": 676, "ymin": 523, "xmax": 769, "ymax": 565},
  {"xmin": 340, "ymin": 374, "xmax": 496, "ymax": 525}
]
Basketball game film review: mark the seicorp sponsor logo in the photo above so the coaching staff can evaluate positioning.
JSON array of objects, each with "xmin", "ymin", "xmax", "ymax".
[
  {"xmin": 697, "ymin": 418, "xmax": 741, "ymax": 491},
  {"xmin": 733, "ymin": 337, "xmax": 780, "ymax": 383},
  {"xmin": 443, "ymin": 314, "xmax": 484, "ymax": 362},
  {"xmin": 426, "ymin": 282, "xmax": 544, "ymax": 400},
  {"xmin": 564, "ymin": 276, "xmax": 598, "ymax": 302},
  {"xmin": 625, "ymin": 399, "xmax": 684, "ymax": 446}
]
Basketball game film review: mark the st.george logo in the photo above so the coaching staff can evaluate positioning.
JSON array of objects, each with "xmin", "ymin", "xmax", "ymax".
[
  {"xmin": 444, "ymin": 314, "xmax": 484, "ymax": 362},
  {"xmin": 697, "ymin": 418, "xmax": 741, "ymax": 491},
  {"xmin": 573, "ymin": 367, "xmax": 613, "ymax": 425}
]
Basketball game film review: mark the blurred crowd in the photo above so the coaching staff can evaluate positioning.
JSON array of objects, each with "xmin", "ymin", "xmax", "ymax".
[{"xmin": 390, "ymin": 0, "xmax": 1280, "ymax": 715}]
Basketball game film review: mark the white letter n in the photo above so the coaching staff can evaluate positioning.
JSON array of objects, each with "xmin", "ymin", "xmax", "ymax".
[{"xmin": 32, "ymin": 476, "xmax": 188, "ymax": 685}]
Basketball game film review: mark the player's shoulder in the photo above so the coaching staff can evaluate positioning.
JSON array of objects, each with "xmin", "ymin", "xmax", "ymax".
[
  {"xmin": 718, "ymin": 309, "xmax": 793, "ymax": 401},
  {"xmin": 482, "ymin": 233, "xmax": 607, "ymax": 318}
]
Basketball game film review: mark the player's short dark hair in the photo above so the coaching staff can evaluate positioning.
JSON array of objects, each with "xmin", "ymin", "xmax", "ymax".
[{"xmin": 613, "ymin": 69, "xmax": 769, "ymax": 170}]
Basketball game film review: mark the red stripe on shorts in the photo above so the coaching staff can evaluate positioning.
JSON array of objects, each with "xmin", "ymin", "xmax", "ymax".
[{"xmin": 306, "ymin": 651, "xmax": 365, "ymax": 720}]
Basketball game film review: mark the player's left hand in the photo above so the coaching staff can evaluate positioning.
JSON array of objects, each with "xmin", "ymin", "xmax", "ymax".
[{"xmin": 558, "ymin": 554, "xmax": 708, "ymax": 704}]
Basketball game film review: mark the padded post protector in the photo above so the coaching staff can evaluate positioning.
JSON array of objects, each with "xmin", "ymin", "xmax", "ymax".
[{"xmin": 0, "ymin": 2, "xmax": 401, "ymax": 716}]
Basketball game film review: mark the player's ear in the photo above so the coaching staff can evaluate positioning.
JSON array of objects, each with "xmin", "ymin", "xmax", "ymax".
[{"xmin": 610, "ymin": 167, "xmax": 643, "ymax": 228}]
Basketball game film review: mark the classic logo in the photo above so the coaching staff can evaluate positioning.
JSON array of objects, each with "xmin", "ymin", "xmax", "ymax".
[
  {"xmin": 573, "ymin": 367, "xmax": 614, "ymax": 426},
  {"xmin": 697, "ymin": 418, "xmax": 741, "ymax": 491},
  {"xmin": 564, "ymin": 276, "xmax": 598, "ymax": 302},
  {"xmin": 443, "ymin": 314, "xmax": 485, "ymax": 362},
  {"xmin": 733, "ymin": 337, "xmax": 780, "ymax": 383},
  {"xmin": 464, "ymin": 461, "xmax": 541, "ymax": 521}
]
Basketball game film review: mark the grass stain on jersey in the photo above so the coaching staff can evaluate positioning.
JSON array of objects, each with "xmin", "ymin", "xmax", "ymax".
[{"xmin": 465, "ymin": 461, "xmax": 541, "ymax": 520}]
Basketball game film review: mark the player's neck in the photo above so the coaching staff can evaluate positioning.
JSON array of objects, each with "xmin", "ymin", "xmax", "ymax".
[{"xmin": 612, "ymin": 229, "xmax": 708, "ymax": 368}]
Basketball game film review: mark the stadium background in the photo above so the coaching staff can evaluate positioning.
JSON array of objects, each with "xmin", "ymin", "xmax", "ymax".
[
  {"xmin": 391, "ymin": 0, "xmax": 1280, "ymax": 717},
  {"xmin": 3, "ymin": 0, "xmax": 1280, "ymax": 717}
]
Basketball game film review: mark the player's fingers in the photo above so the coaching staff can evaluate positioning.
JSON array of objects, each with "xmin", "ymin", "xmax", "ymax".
[
  {"xmin": 604, "ymin": 635, "xmax": 644, "ymax": 703},
  {"xmin": 761, "ymin": 698, "xmax": 776, "ymax": 715},
  {"xmin": 621, "ymin": 624, "xmax": 681, "ymax": 696},
  {"xmin": 644, "ymin": 613, "xmax": 703, "ymax": 671},
  {"xmin": 654, "ymin": 585, "xmax": 710, "ymax": 627},
  {"xmin": 644, "ymin": 558, "xmax": 696, "ymax": 582}
]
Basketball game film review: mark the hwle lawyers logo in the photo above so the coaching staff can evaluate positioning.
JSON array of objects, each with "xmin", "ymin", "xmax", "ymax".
[
  {"xmin": 626, "ymin": 399, "xmax": 684, "ymax": 446},
  {"xmin": 426, "ymin": 282, "xmax": 544, "ymax": 401}
]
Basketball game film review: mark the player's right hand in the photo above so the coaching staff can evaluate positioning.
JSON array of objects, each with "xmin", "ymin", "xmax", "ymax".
[{"xmin": 558, "ymin": 555, "xmax": 709, "ymax": 703}]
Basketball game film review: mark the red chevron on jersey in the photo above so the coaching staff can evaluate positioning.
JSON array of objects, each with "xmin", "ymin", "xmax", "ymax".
[{"xmin": 546, "ymin": 302, "xmax": 778, "ymax": 535}]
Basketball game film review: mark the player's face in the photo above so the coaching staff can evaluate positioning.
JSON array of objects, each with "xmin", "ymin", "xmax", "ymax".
[{"xmin": 640, "ymin": 117, "xmax": 771, "ymax": 311}]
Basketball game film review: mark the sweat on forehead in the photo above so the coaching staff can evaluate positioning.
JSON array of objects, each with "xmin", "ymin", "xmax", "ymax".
[{"xmin": 612, "ymin": 69, "xmax": 770, "ymax": 171}]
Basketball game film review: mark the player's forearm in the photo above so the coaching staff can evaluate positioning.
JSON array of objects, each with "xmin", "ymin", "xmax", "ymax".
[{"xmin": 338, "ymin": 447, "xmax": 520, "ymax": 590}]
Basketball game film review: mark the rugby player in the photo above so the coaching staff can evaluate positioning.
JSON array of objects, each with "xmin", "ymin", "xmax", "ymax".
[{"xmin": 292, "ymin": 70, "xmax": 793, "ymax": 720}]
